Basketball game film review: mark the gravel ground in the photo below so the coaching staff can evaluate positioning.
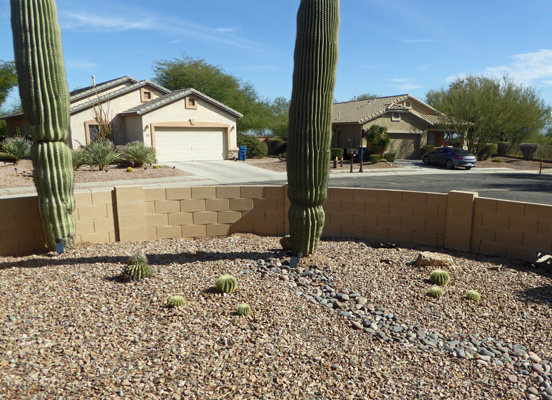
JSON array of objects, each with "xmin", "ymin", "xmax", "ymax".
[
  {"xmin": 0, "ymin": 163, "xmax": 191, "ymax": 190},
  {"xmin": 1, "ymin": 235, "xmax": 551, "ymax": 399}
]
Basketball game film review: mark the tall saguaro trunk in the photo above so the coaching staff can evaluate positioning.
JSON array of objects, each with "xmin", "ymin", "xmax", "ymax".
[
  {"xmin": 287, "ymin": 0, "xmax": 340, "ymax": 254},
  {"xmin": 11, "ymin": 0, "xmax": 75, "ymax": 251}
]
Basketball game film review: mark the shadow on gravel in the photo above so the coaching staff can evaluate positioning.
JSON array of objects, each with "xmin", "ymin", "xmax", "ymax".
[
  {"xmin": 516, "ymin": 284, "xmax": 552, "ymax": 306},
  {"xmin": 0, "ymin": 249, "xmax": 283, "ymax": 271}
]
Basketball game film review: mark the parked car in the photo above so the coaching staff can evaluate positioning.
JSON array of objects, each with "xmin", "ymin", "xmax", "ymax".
[{"xmin": 423, "ymin": 147, "xmax": 477, "ymax": 170}]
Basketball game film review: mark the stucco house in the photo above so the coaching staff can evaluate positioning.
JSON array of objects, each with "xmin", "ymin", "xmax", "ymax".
[
  {"xmin": 332, "ymin": 95, "xmax": 465, "ymax": 159},
  {"xmin": 2, "ymin": 76, "xmax": 242, "ymax": 162}
]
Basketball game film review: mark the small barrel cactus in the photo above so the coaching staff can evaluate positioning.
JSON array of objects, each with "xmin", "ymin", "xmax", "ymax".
[
  {"xmin": 126, "ymin": 166, "xmax": 134, "ymax": 172},
  {"xmin": 236, "ymin": 303, "xmax": 251, "ymax": 316},
  {"xmin": 429, "ymin": 269, "xmax": 450, "ymax": 286},
  {"xmin": 168, "ymin": 295, "xmax": 186, "ymax": 308},
  {"xmin": 427, "ymin": 286, "xmax": 444, "ymax": 298},
  {"xmin": 215, "ymin": 274, "xmax": 237, "ymax": 294},
  {"xmin": 123, "ymin": 252, "xmax": 152, "ymax": 281},
  {"xmin": 153, "ymin": 164, "xmax": 160, "ymax": 169},
  {"xmin": 465, "ymin": 290, "xmax": 481, "ymax": 302}
]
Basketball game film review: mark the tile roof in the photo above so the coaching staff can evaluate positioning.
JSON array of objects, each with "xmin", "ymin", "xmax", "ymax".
[
  {"xmin": 69, "ymin": 76, "xmax": 138, "ymax": 101},
  {"xmin": 120, "ymin": 88, "xmax": 243, "ymax": 118},
  {"xmin": 333, "ymin": 94, "xmax": 468, "ymax": 127}
]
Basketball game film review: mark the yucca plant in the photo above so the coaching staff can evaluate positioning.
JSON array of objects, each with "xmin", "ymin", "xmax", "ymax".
[
  {"xmin": 71, "ymin": 149, "xmax": 88, "ymax": 170},
  {"xmin": 82, "ymin": 139, "xmax": 121, "ymax": 170},
  {"xmin": 0, "ymin": 136, "xmax": 32, "ymax": 164},
  {"xmin": 236, "ymin": 303, "xmax": 251, "ymax": 316},
  {"xmin": 123, "ymin": 141, "xmax": 156, "ymax": 167},
  {"xmin": 215, "ymin": 274, "xmax": 238, "ymax": 294}
]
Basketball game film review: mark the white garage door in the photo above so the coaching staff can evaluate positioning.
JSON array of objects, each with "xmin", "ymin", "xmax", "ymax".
[{"xmin": 154, "ymin": 127, "xmax": 226, "ymax": 162}]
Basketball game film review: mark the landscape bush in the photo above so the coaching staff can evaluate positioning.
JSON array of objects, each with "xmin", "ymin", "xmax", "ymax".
[
  {"xmin": 497, "ymin": 142, "xmax": 510, "ymax": 156},
  {"xmin": 476, "ymin": 143, "xmax": 497, "ymax": 160},
  {"xmin": 519, "ymin": 143, "xmax": 539, "ymax": 160},
  {"xmin": 122, "ymin": 141, "xmax": 156, "ymax": 167},
  {"xmin": 267, "ymin": 137, "xmax": 287, "ymax": 155},
  {"xmin": 330, "ymin": 148, "xmax": 344, "ymax": 160},
  {"xmin": 383, "ymin": 153, "xmax": 396, "ymax": 162},
  {"xmin": 0, "ymin": 136, "xmax": 32, "ymax": 164},
  {"xmin": 370, "ymin": 154, "xmax": 382, "ymax": 164},
  {"xmin": 365, "ymin": 125, "xmax": 390, "ymax": 155},
  {"xmin": 82, "ymin": 139, "xmax": 121, "ymax": 170},
  {"xmin": 237, "ymin": 133, "xmax": 267, "ymax": 159}
]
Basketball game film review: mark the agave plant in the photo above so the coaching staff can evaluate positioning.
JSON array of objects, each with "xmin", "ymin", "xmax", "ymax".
[
  {"xmin": 122, "ymin": 141, "xmax": 156, "ymax": 167},
  {"xmin": 82, "ymin": 139, "xmax": 121, "ymax": 170},
  {"xmin": 0, "ymin": 136, "xmax": 32, "ymax": 164}
]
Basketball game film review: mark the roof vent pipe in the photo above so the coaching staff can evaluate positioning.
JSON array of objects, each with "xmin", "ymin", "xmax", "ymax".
[{"xmin": 92, "ymin": 75, "xmax": 96, "ymax": 87}]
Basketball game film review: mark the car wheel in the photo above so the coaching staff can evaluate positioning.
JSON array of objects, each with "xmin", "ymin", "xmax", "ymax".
[
  {"xmin": 423, "ymin": 156, "xmax": 430, "ymax": 165},
  {"xmin": 465, "ymin": 167, "xmax": 472, "ymax": 170},
  {"xmin": 445, "ymin": 159, "xmax": 454, "ymax": 169}
]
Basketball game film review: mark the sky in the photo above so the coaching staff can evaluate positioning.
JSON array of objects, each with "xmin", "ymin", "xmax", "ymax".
[{"xmin": 2, "ymin": 0, "xmax": 552, "ymax": 108}]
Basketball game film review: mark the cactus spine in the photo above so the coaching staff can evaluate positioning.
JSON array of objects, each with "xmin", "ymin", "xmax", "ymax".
[
  {"xmin": 11, "ymin": 0, "xmax": 75, "ymax": 250},
  {"xmin": 287, "ymin": 0, "xmax": 340, "ymax": 254}
]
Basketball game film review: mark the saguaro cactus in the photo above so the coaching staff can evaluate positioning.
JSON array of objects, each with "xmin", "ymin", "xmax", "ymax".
[
  {"xmin": 11, "ymin": 0, "xmax": 75, "ymax": 250},
  {"xmin": 287, "ymin": 0, "xmax": 340, "ymax": 254}
]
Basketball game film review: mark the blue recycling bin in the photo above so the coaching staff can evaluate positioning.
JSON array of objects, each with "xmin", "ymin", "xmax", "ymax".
[{"xmin": 238, "ymin": 146, "xmax": 247, "ymax": 161}]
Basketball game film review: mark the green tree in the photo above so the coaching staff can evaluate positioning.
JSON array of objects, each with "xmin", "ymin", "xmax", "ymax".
[
  {"xmin": 0, "ymin": 60, "xmax": 18, "ymax": 109},
  {"xmin": 353, "ymin": 93, "xmax": 379, "ymax": 101},
  {"xmin": 426, "ymin": 75, "xmax": 550, "ymax": 154},
  {"xmin": 269, "ymin": 97, "xmax": 290, "ymax": 138},
  {"xmin": 365, "ymin": 125, "xmax": 390, "ymax": 155},
  {"xmin": 153, "ymin": 55, "xmax": 272, "ymax": 133}
]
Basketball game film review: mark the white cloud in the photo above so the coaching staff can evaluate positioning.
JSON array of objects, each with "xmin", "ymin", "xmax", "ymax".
[
  {"xmin": 215, "ymin": 26, "xmax": 240, "ymax": 33},
  {"xmin": 485, "ymin": 49, "xmax": 552, "ymax": 86},
  {"xmin": 61, "ymin": 12, "xmax": 150, "ymax": 32},
  {"xmin": 390, "ymin": 78, "xmax": 424, "ymax": 91},
  {"xmin": 65, "ymin": 59, "xmax": 99, "ymax": 69}
]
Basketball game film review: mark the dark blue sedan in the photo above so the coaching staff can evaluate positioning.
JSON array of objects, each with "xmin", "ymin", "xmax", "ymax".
[{"xmin": 423, "ymin": 147, "xmax": 477, "ymax": 170}]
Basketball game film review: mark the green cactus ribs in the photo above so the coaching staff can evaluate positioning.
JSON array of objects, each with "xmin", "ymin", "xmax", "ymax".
[
  {"xmin": 32, "ymin": 141, "xmax": 75, "ymax": 250},
  {"xmin": 288, "ymin": 204, "xmax": 325, "ymax": 255}
]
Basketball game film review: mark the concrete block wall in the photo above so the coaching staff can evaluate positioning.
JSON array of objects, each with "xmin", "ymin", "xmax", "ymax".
[
  {"xmin": 1, "ymin": 185, "xmax": 550, "ymax": 263},
  {"xmin": 472, "ymin": 197, "xmax": 552, "ymax": 261},
  {"xmin": 323, "ymin": 188, "xmax": 448, "ymax": 248}
]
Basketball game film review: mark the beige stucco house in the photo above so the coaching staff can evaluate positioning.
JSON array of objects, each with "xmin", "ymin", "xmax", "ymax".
[
  {"xmin": 332, "ymin": 95, "xmax": 464, "ymax": 159},
  {"xmin": 2, "ymin": 76, "xmax": 242, "ymax": 162}
]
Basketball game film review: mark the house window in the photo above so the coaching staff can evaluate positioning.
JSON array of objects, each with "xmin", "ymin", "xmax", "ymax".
[
  {"xmin": 140, "ymin": 88, "xmax": 153, "ymax": 102},
  {"xmin": 391, "ymin": 112, "xmax": 401, "ymax": 122},
  {"xmin": 404, "ymin": 100, "xmax": 412, "ymax": 108},
  {"xmin": 427, "ymin": 132, "xmax": 436, "ymax": 146},
  {"xmin": 88, "ymin": 124, "xmax": 100, "ymax": 143}
]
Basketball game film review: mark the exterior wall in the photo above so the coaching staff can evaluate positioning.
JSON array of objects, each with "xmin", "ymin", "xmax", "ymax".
[
  {"xmin": 1, "ymin": 187, "xmax": 550, "ymax": 264},
  {"xmin": 140, "ymin": 96, "xmax": 238, "ymax": 153},
  {"xmin": 4, "ymin": 116, "xmax": 29, "ymax": 137},
  {"xmin": 123, "ymin": 115, "xmax": 146, "ymax": 145},
  {"xmin": 369, "ymin": 113, "xmax": 427, "ymax": 134},
  {"xmin": 69, "ymin": 86, "xmax": 166, "ymax": 148}
]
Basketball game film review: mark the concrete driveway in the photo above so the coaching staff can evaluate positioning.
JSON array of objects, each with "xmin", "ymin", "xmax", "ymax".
[{"xmin": 161, "ymin": 160, "xmax": 286, "ymax": 185}]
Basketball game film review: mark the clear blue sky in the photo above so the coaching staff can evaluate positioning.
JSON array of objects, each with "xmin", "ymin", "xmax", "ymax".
[{"xmin": 2, "ymin": 0, "xmax": 552, "ymax": 107}]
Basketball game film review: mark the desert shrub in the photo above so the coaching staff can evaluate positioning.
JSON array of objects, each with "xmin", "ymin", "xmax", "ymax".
[
  {"xmin": 519, "ymin": 143, "xmax": 539, "ymax": 160},
  {"xmin": 278, "ymin": 152, "xmax": 287, "ymax": 161},
  {"xmin": 420, "ymin": 145, "xmax": 434, "ymax": 159},
  {"xmin": 215, "ymin": 274, "xmax": 237, "ymax": 294},
  {"xmin": 122, "ymin": 141, "xmax": 155, "ymax": 167},
  {"xmin": 83, "ymin": 139, "xmax": 121, "ymax": 170},
  {"xmin": 365, "ymin": 125, "xmax": 390, "ymax": 155},
  {"xmin": 429, "ymin": 269, "xmax": 450, "ymax": 286},
  {"xmin": 427, "ymin": 286, "xmax": 444, "ymax": 298},
  {"xmin": 383, "ymin": 153, "xmax": 396, "ymax": 162},
  {"xmin": 330, "ymin": 148, "xmax": 344, "ymax": 159},
  {"xmin": 497, "ymin": 142, "xmax": 510, "ymax": 156},
  {"xmin": 370, "ymin": 154, "xmax": 382, "ymax": 164},
  {"xmin": 476, "ymin": 143, "xmax": 497, "ymax": 160},
  {"xmin": 491, "ymin": 158, "xmax": 503, "ymax": 163},
  {"xmin": 267, "ymin": 137, "xmax": 287, "ymax": 155},
  {"xmin": 0, "ymin": 136, "xmax": 31, "ymax": 164},
  {"xmin": 237, "ymin": 133, "xmax": 267, "ymax": 159},
  {"xmin": 236, "ymin": 303, "xmax": 251, "ymax": 316},
  {"xmin": 71, "ymin": 149, "xmax": 88, "ymax": 170}
]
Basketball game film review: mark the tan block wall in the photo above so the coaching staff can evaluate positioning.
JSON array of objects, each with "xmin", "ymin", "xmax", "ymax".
[{"xmin": 1, "ymin": 185, "xmax": 550, "ymax": 263}]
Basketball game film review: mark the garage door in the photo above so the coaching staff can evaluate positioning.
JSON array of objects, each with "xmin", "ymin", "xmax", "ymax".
[
  {"xmin": 154, "ymin": 127, "xmax": 226, "ymax": 162},
  {"xmin": 388, "ymin": 133, "xmax": 420, "ymax": 159}
]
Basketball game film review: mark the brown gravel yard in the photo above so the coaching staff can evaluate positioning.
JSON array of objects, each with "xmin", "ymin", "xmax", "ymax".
[{"xmin": 1, "ymin": 235, "xmax": 551, "ymax": 399}]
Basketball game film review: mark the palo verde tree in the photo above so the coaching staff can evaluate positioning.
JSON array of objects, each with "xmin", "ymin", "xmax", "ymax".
[
  {"xmin": 287, "ymin": 0, "xmax": 340, "ymax": 255},
  {"xmin": 11, "ymin": 0, "xmax": 75, "ymax": 250},
  {"xmin": 0, "ymin": 60, "xmax": 17, "ymax": 109},
  {"xmin": 426, "ymin": 75, "xmax": 550, "ymax": 154}
]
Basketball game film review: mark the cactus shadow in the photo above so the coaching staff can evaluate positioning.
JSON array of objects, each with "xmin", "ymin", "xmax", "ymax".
[{"xmin": 515, "ymin": 284, "xmax": 552, "ymax": 306}]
